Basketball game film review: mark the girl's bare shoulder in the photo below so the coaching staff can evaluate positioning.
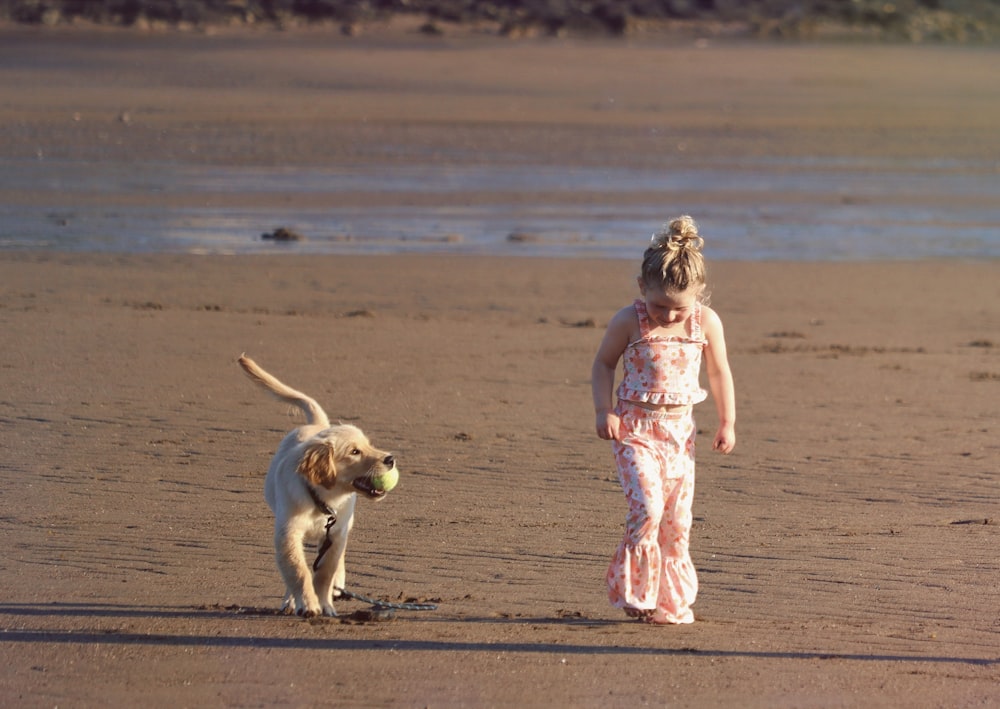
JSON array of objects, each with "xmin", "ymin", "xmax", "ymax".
[
  {"xmin": 607, "ymin": 302, "xmax": 641, "ymax": 335},
  {"xmin": 611, "ymin": 302, "xmax": 639, "ymax": 323},
  {"xmin": 701, "ymin": 304, "xmax": 724, "ymax": 327},
  {"xmin": 700, "ymin": 304, "xmax": 728, "ymax": 343},
  {"xmin": 597, "ymin": 303, "xmax": 641, "ymax": 356}
]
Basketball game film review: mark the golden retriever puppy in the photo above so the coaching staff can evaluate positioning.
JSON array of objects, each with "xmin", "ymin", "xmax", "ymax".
[{"xmin": 238, "ymin": 355, "xmax": 398, "ymax": 617}]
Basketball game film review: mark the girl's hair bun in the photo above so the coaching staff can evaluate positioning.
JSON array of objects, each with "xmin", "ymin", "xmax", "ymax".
[
  {"xmin": 650, "ymin": 215, "xmax": 704, "ymax": 253},
  {"xmin": 641, "ymin": 215, "xmax": 708, "ymax": 293}
]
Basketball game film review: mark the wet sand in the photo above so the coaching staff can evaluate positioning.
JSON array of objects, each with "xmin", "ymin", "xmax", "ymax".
[{"xmin": 1, "ymin": 27, "xmax": 999, "ymax": 708}]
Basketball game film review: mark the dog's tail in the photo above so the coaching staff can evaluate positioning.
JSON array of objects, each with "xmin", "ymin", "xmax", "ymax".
[{"xmin": 238, "ymin": 354, "xmax": 330, "ymax": 427}]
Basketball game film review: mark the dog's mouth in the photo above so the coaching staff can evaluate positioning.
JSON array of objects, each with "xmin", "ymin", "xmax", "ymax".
[
  {"xmin": 352, "ymin": 463, "xmax": 398, "ymax": 500},
  {"xmin": 353, "ymin": 477, "xmax": 388, "ymax": 500}
]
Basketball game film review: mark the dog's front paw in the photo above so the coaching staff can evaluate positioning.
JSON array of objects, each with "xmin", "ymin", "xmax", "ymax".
[
  {"xmin": 297, "ymin": 602, "xmax": 326, "ymax": 618},
  {"xmin": 292, "ymin": 597, "xmax": 323, "ymax": 618},
  {"xmin": 321, "ymin": 602, "xmax": 338, "ymax": 617}
]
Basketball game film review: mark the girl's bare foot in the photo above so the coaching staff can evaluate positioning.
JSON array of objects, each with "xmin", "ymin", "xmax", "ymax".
[
  {"xmin": 643, "ymin": 610, "xmax": 694, "ymax": 625},
  {"xmin": 624, "ymin": 606, "xmax": 654, "ymax": 621},
  {"xmin": 642, "ymin": 612, "xmax": 673, "ymax": 625}
]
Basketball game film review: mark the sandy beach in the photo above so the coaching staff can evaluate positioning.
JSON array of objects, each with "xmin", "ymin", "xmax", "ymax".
[{"xmin": 1, "ymin": 26, "xmax": 998, "ymax": 708}]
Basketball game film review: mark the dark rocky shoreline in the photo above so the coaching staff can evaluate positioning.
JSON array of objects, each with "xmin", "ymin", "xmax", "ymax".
[{"xmin": 2, "ymin": 0, "xmax": 998, "ymax": 42}]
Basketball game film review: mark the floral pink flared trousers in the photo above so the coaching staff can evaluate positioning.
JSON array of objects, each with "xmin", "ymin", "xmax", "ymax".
[{"xmin": 606, "ymin": 402, "xmax": 697, "ymax": 624}]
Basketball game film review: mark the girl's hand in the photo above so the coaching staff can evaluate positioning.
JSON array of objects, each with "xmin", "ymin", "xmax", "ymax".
[
  {"xmin": 596, "ymin": 411, "xmax": 621, "ymax": 441},
  {"xmin": 712, "ymin": 424, "xmax": 736, "ymax": 454}
]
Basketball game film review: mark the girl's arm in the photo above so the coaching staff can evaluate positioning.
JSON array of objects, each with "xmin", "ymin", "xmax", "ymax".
[
  {"xmin": 702, "ymin": 306, "xmax": 736, "ymax": 454},
  {"xmin": 591, "ymin": 307, "xmax": 634, "ymax": 441}
]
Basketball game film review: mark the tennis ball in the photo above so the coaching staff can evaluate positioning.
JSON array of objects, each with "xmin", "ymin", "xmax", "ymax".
[{"xmin": 371, "ymin": 467, "xmax": 399, "ymax": 493}]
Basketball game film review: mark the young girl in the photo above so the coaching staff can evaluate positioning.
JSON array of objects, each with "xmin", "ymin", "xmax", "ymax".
[{"xmin": 592, "ymin": 215, "xmax": 736, "ymax": 625}]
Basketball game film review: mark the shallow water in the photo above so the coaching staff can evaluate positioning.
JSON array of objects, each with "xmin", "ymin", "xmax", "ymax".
[{"xmin": 2, "ymin": 157, "xmax": 997, "ymax": 260}]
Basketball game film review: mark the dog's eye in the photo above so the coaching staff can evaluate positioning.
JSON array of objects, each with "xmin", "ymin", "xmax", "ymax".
[{"xmin": 350, "ymin": 448, "xmax": 361, "ymax": 456}]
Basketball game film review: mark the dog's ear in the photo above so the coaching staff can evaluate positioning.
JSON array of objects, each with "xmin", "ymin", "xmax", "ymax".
[{"xmin": 298, "ymin": 441, "xmax": 337, "ymax": 488}]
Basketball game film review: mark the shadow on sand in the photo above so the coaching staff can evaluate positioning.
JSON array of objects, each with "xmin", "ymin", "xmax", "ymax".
[{"xmin": 1, "ymin": 602, "xmax": 996, "ymax": 667}]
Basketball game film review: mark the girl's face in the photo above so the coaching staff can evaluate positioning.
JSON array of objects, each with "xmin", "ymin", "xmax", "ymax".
[{"xmin": 638, "ymin": 280, "xmax": 703, "ymax": 329}]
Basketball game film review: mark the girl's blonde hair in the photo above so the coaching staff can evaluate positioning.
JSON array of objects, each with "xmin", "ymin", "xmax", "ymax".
[{"xmin": 641, "ymin": 215, "xmax": 707, "ymax": 294}]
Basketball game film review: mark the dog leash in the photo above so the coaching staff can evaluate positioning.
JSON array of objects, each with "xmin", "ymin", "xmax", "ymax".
[
  {"xmin": 335, "ymin": 587, "xmax": 438, "ymax": 612},
  {"xmin": 307, "ymin": 484, "xmax": 437, "ymax": 612},
  {"xmin": 307, "ymin": 485, "xmax": 338, "ymax": 572}
]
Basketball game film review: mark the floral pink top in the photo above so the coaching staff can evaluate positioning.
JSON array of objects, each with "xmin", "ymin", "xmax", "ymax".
[{"xmin": 617, "ymin": 299, "xmax": 708, "ymax": 406}]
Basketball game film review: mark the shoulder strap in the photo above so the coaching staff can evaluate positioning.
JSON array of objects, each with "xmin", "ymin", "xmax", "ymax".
[
  {"xmin": 634, "ymin": 299, "xmax": 651, "ymax": 337},
  {"xmin": 690, "ymin": 302, "xmax": 704, "ymax": 341}
]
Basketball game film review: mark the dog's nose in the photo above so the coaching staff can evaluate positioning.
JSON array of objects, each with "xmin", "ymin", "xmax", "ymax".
[{"xmin": 383, "ymin": 454, "xmax": 395, "ymax": 467}]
